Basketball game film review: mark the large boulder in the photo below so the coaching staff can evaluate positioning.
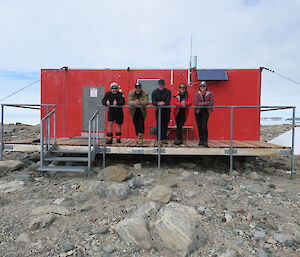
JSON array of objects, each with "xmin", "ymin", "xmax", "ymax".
[
  {"xmin": 145, "ymin": 185, "xmax": 172, "ymax": 204},
  {"xmin": 150, "ymin": 202, "xmax": 207, "ymax": 257},
  {"xmin": 98, "ymin": 165, "xmax": 130, "ymax": 182},
  {"xmin": 107, "ymin": 183, "xmax": 130, "ymax": 200},
  {"xmin": 115, "ymin": 216, "xmax": 152, "ymax": 249},
  {"xmin": 0, "ymin": 160, "xmax": 23, "ymax": 173},
  {"xmin": 132, "ymin": 201, "xmax": 161, "ymax": 218}
]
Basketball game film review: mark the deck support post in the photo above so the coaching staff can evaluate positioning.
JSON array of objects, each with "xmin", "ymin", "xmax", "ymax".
[
  {"xmin": 0, "ymin": 105, "xmax": 4, "ymax": 161},
  {"xmin": 229, "ymin": 107, "xmax": 234, "ymax": 173},
  {"xmin": 40, "ymin": 116, "xmax": 44, "ymax": 169},
  {"xmin": 290, "ymin": 107, "xmax": 296, "ymax": 179},
  {"xmin": 157, "ymin": 106, "xmax": 162, "ymax": 169}
]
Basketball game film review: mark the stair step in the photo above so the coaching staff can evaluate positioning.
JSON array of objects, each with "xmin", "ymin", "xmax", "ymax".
[
  {"xmin": 44, "ymin": 157, "xmax": 89, "ymax": 162},
  {"xmin": 38, "ymin": 166, "xmax": 88, "ymax": 173},
  {"xmin": 51, "ymin": 149, "xmax": 88, "ymax": 154}
]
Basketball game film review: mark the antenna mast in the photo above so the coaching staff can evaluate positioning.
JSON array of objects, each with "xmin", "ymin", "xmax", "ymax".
[{"xmin": 188, "ymin": 34, "xmax": 193, "ymax": 85}]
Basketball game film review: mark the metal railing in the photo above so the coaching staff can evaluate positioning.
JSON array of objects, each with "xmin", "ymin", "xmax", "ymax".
[
  {"xmin": 0, "ymin": 104, "xmax": 56, "ymax": 161},
  {"xmin": 87, "ymin": 107, "xmax": 104, "ymax": 176},
  {"xmin": 40, "ymin": 109, "xmax": 57, "ymax": 167},
  {"xmin": 95, "ymin": 104, "xmax": 297, "ymax": 178}
]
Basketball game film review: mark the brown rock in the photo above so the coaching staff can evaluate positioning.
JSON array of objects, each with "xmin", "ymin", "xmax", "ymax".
[
  {"xmin": 99, "ymin": 166, "xmax": 129, "ymax": 182},
  {"xmin": 246, "ymin": 213, "xmax": 253, "ymax": 221},
  {"xmin": 146, "ymin": 185, "xmax": 172, "ymax": 204},
  {"xmin": 264, "ymin": 167, "xmax": 275, "ymax": 174},
  {"xmin": 247, "ymin": 171, "xmax": 263, "ymax": 180},
  {"xmin": 273, "ymin": 188, "xmax": 286, "ymax": 194},
  {"xmin": 266, "ymin": 236, "xmax": 277, "ymax": 245}
]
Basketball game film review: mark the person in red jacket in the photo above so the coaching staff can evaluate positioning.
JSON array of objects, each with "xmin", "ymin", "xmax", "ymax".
[
  {"xmin": 173, "ymin": 83, "xmax": 192, "ymax": 145},
  {"xmin": 194, "ymin": 81, "xmax": 214, "ymax": 147}
]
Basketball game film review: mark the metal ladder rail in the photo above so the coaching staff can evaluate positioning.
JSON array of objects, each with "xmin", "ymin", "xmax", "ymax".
[
  {"xmin": 40, "ymin": 109, "xmax": 56, "ymax": 169},
  {"xmin": 88, "ymin": 108, "xmax": 100, "ymax": 176}
]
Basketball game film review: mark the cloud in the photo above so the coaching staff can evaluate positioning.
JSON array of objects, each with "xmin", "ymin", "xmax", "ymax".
[{"xmin": 0, "ymin": 0, "xmax": 299, "ymax": 123}]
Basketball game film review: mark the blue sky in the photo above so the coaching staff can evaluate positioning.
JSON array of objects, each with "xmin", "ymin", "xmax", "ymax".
[{"xmin": 0, "ymin": 0, "xmax": 299, "ymax": 124}]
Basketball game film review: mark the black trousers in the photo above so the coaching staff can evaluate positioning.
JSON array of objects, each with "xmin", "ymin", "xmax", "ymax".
[
  {"xmin": 155, "ymin": 108, "xmax": 170, "ymax": 140},
  {"xmin": 195, "ymin": 109, "xmax": 210, "ymax": 143},
  {"xmin": 133, "ymin": 108, "xmax": 144, "ymax": 135},
  {"xmin": 175, "ymin": 109, "xmax": 187, "ymax": 140}
]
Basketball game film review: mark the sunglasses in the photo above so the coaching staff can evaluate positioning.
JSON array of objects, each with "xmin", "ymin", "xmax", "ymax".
[
  {"xmin": 179, "ymin": 86, "xmax": 186, "ymax": 89},
  {"xmin": 111, "ymin": 87, "xmax": 118, "ymax": 90},
  {"xmin": 200, "ymin": 85, "xmax": 207, "ymax": 87}
]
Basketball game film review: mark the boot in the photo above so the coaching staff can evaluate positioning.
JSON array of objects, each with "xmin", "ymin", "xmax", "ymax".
[
  {"xmin": 116, "ymin": 132, "xmax": 122, "ymax": 143},
  {"xmin": 106, "ymin": 133, "xmax": 113, "ymax": 144},
  {"xmin": 203, "ymin": 138, "xmax": 208, "ymax": 147},
  {"xmin": 174, "ymin": 137, "xmax": 182, "ymax": 145},
  {"xmin": 137, "ymin": 133, "xmax": 143, "ymax": 145},
  {"xmin": 198, "ymin": 138, "xmax": 203, "ymax": 146}
]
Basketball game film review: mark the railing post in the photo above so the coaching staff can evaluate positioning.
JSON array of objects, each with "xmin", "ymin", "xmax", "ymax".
[
  {"xmin": 291, "ymin": 107, "xmax": 296, "ymax": 179},
  {"xmin": 88, "ymin": 119, "xmax": 92, "ymax": 176},
  {"xmin": 47, "ymin": 117, "xmax": 50, "ymax": 149},
  {"xmin": 96, "ymin": 111, "xmax": 99, "ymax": 146},
  {"xmin": 40, "ymin": 119, "xmax": 44, "ymax": 168},
  {"xmin": 93, "ymin": 119, "xmax": 95, "ymax": 148},
  {"xmin": 157, "ymin": 106, "xmax": 162, "ymax": 169},
  {"xmin": 0, "ymin": 105, "xmax": 4, "ymax": 161},
  {"xmin": 102, "ymin": 106, "xmax": 106, "ymax": 168},
  {"xmin": 229, "ymin": 107, "xmax": 234, "ymax": 173},
  {"xmin": 53, "ymin": 110, "xmax": 56, "ymax": 145}
]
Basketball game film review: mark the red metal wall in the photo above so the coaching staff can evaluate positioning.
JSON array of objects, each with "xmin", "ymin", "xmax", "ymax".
[{"xmin": 41, "ymin": 68, "xmax": 261, "ymax": 140}]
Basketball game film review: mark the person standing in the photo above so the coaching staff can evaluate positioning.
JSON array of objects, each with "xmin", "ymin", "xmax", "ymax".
[
  {"xmin": 102, "ymin": 82, "xmax": 125, "ymax": 144},
  {"xmin": 128, "ymin": 82, "xmax": 149, "ymax": 145},
  {"xmin": 173, "ymin": 83, "xmax": 192, "ymax": 145},
  {"xmin": 194, "ymin": 81, "xmax": 214, "ymax": 147},
  {"xmin": 151, "ymin": 79, "xmax": 171, "ymax": 143}
]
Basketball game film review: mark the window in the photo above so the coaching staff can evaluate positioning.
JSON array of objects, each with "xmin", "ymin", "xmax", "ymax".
[{"xmin": 137, "ymin": 79, "xmax": 160, "ymax": 102}]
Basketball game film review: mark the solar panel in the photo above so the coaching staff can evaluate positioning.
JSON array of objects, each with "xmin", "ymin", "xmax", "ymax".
[{"xmin": 197, "ymin": 70, "xmax": 228, "ymax": 81}]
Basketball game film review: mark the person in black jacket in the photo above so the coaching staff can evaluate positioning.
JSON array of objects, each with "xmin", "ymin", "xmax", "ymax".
[
  {"xmin": 102, "ymin": 82, "xmax": 125, "ymax": 144},
  {"xmin": 151, "ymin": 79, "xmax": 171, "ymax": 143}
]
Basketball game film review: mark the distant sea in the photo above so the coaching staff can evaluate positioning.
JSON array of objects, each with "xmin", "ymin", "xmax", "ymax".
[{"xmin": 260, "ymin": 117, "xmax": 300, "ymax": 125}]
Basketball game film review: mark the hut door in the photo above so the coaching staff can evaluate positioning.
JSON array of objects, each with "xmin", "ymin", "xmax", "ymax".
[{"xmin": 82, "ymin": 86, "xmax": 105, "ymax": 134}]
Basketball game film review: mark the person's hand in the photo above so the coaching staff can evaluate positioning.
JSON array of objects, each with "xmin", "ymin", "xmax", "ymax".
[
  {"xmin": 133, "ymin": 100, "xmax": 139, "ymax": 106},
  {"xmin": 113, "ymin": 99, "xmax": 117, "ymax": 106},
  {"xmin": 106, "ymin": 100, "xmax": 110, "ymax": 106},
  {"xmin": 181, "ymin": 100, "xmax": 186, "ymax": 107},
  {"xmin": 158, "ymin": 101, "xmax": 165, "ymax": 106}
]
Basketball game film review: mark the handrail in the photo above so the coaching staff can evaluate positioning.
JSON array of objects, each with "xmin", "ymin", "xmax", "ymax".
[
  {"xmin": 97, "ymin": 104, "xmax": 297, "ymax": 178},
  {"xmin": 0, "ymin": 104, "xmax": 56, "ymax": 161},
  {"xmin": 98, "ymin": 104, "xmax": 296, "ymax": 109},
  {"xmin": 88, "ymin": 108, "xmax": 100, "ymax": 177},
  {"xmin": 1, "ymin": 104, "xmax": 56, "ymax": 107},
  {"xmin": 40, "ymin": 109, "xmax": 57, "ymax": 169}
]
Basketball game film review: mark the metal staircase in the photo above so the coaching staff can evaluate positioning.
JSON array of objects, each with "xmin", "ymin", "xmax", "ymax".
[{"xmin": 37, "ymin": 108, "xmax": 101, "ymax": 176}]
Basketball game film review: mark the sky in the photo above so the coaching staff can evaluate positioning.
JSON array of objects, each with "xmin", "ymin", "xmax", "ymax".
[{"xmin": 0, "ymin": 0, "xmax": 299, "ymax": 124}]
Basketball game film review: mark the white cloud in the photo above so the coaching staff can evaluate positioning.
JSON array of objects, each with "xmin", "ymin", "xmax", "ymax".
[{"xmin": 0, "ymin": 0, "xmax": 299, "ymax": 123}]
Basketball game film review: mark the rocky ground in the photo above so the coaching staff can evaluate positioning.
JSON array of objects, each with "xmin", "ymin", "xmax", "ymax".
[
  {"xmin": 0, "ymin": 124, "xmax": 299, "ymax": 257},
  {"xmin": 260, "ymin": 125, "xmax": 295, "ymax": 142}
]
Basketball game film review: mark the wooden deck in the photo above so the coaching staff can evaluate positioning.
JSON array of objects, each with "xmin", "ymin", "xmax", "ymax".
[{"xmin": 4, "ymin": 137, "xmax": 291, "ymax": 156}]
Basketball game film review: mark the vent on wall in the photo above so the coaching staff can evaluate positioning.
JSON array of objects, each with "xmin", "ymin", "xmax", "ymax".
[{"xmin": 197, "ymin": 70, "xmax": 228, "ymax": 81}]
